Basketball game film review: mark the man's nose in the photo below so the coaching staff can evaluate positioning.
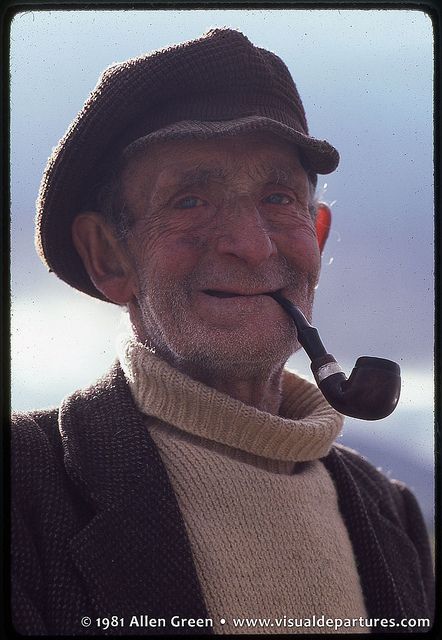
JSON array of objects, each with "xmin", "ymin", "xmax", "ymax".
[{"xmin": 214, "ymin": 196, "xmax": 277, "ymax": 267}]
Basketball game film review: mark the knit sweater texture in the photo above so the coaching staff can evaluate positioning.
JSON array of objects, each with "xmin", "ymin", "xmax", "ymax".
[{"xmin": 119, "ymin": 337, "xmax": 368, "ymax": 634}]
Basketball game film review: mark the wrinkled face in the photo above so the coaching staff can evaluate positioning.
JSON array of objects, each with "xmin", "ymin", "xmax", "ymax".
[{"xmin": 121, "ymin": 132, "xmax": 321, "ymax": 376}]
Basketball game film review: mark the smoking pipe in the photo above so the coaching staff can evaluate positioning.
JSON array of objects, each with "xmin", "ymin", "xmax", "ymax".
[{"xmin": 269, "ymin": 291, "xmax": 401, "ymax": 420}]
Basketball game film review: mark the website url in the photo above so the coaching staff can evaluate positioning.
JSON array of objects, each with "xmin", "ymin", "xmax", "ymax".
[{"xmin": 231, "ymin": 615, "xmax": 431, "ymax": 631}]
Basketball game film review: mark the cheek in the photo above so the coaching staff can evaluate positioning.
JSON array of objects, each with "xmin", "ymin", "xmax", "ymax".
[
  {"xmin": 129, "ymin": 221, "xmax": 208, "ymax": 283},
  {"xmin": 275, "ymin": 222, "xmax": 321, "ymax": 272}
]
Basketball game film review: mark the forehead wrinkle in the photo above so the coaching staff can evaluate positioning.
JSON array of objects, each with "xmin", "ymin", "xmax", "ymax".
[
  {"xmin": 181, "ymin": 166, "xmax": 227, "ymax": 186},
  {"xmin": 157, "ymin": 165, "xmax": 228, "ymax": 192}
]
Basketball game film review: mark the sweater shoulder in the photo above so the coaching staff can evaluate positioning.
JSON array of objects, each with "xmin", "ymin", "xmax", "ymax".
[
  {"xmin": 11, "ymin": 408, "xmax": 74, "ymax": 511},
  {"xmin": 11, "ymin": 408, "xmax": 61, "ymax": 467},
  {"xmin": 10, "ymin": 363, "xmax": 123, "ymax": 483},
  {"xmin": 11, "ymin": 362, "xmax": 123, "ymax": 438},
  {"xmin": 330, "ymin": 442, "xmax": 395, "ymax": 483},
  {"xmin": 12, "ymin": 407, "xmax": 60, "ymax": 434},
  {"xmin": 325, "ymin": 442, "xmax": 421, "ymax": 524}
]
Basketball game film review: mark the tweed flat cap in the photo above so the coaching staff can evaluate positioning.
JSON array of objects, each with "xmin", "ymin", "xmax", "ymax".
[{"xmin": 35, "ymin": 27, "xmax": 340, "ymax": 301}]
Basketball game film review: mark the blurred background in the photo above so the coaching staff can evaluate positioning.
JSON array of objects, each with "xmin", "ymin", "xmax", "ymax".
[{"xmin": 10, "ymin": 9, "xmax": 434, "ymax": 537}]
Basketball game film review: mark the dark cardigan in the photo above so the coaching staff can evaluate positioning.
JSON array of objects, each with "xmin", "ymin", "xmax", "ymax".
[{"xmin": 11, "ymin": 363, "xmax": 434, "ymax": 635}]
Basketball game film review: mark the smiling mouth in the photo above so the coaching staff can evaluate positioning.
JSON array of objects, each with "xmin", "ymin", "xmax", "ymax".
[{"xmin": 203, "ymin": 289, "xmax": 280, "ymax": 299}]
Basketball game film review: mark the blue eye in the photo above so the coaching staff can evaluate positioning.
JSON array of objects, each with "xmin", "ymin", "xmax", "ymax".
[
  {"xmin": 265, "ymin": 193, "xmax": 292, "ymax": 205},
  {"xmin": 175, "ymin": 196, "xmax": 204, "ymax": 209}
]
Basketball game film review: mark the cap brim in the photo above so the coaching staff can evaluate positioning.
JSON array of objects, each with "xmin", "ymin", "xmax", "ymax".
[{"xmin": 123, "ymin": 116, "xmax": 339, "ymax": 174}]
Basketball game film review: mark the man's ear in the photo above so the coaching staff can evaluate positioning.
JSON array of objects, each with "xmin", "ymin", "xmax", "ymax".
[
  {"xmin": 315, "ymin": 202, "xmax": 332, "ymax": 255},
  {"xmin": 72, "ymin": 212, "xmax": 135, "ymax": 304}
]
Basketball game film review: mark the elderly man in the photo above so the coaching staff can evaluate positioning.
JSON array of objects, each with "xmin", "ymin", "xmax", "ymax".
[{"xmin": 12, "ymin": 29, "xmax": 433, "ymax": 635}]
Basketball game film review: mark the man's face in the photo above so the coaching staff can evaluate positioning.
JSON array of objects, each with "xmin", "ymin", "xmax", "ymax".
[{"xmin": 121, "ymin": 132, "xmax": 321, "ymax": 376}]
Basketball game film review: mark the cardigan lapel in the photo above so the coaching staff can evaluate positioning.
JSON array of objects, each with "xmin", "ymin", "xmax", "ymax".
[{"xmin": 59, "ymin": 363, "xmax": 211, "ymax": 634}]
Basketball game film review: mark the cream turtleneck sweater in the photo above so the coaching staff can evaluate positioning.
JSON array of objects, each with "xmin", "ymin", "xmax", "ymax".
[{"xmin": 119, "ymin": 336, "xmax": 368, "ymax": 634}]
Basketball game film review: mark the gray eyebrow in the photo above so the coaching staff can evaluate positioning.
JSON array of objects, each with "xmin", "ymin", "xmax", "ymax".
[
  {"xmin": 155, "ymin": 163, "xmax": 305, "ymax": 200},
  {"xmin": 177, "ymin": 167, "xmax": 227, "ymax": 188},
  {"xmin": 178, "ymin": 164, "xmax": 301, "ymax": 187},
  {"xmin": 256, "ymin": 164, "xmax": 301, "ymax": 186}
]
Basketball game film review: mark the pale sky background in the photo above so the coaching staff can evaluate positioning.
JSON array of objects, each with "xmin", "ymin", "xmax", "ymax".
[{"xmin": 9, "ymin": 8, "xmax": 434, "ymax": 526}]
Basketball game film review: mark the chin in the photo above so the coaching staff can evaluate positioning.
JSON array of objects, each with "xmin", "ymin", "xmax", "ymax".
[
  {"xmin": 173, "ymin": 327, "xmax": 298, "ymax": 378},
  {"xmin": 136, "ymin": 298, "xmax": 299, "ymax": 375}
]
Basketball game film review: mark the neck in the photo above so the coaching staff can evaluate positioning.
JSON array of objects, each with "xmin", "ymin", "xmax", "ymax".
[
  {"xmin": 179, "ymin": 364, "xmax": 284, "ymax": 414},
  {"xmin": 154, "ymin": 346, "xmax": 285, "ymax": 414}
]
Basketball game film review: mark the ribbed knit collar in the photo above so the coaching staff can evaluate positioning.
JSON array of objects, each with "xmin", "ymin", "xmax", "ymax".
[{"xmin": 118, "ymin": 336, "xmax": 344, "ymax": 462}]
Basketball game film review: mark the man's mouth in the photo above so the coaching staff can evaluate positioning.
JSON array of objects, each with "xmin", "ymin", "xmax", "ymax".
[{"xmin": 203, "ymin": 289, "xmax": 281, "ymax": 299}]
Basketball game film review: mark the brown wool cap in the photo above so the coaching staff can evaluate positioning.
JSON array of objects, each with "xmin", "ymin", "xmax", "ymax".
[{"xmin": 35, "ymin": 28, "xmax": 340, "ymax": 301}]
